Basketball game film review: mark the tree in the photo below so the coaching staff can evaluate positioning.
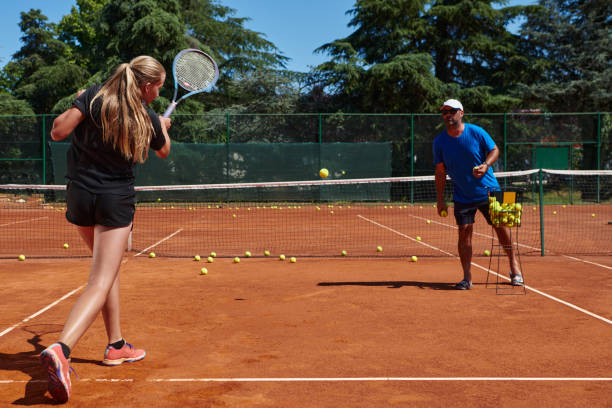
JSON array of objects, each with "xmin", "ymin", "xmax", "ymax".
[
  {"xmin": 311, "ymin": 0, "xmax": 535, "ymax": 113},
  {"xmin": 2, "ymin": 9, "xmax": 89, "ymax": 113},
  {"xmin": 518, "ymin": 0, "xmax": 611, "ymax": 112}
]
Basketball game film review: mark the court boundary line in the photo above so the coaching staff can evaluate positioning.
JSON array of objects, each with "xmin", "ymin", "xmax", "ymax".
[
  {"xmin": 2, "ymin": 377, "xmax": 611, "ymax": 384},
  {"xmin": 0, "ymin": 216, "xmax": 49, "ymax": 228},
  {"xmin": 133, "ymin": 228, "xmax": 183, "ymax": 257},
  {"xmin": 0, "ymin": 285, "xmax": 85, "ymax": 338},
  {"xmin": 406, "ymin": 214, "xmax": 611, "ymax": 269},
  {"xmin": 1, "ymin": 229, "xmax": 185, "ymax": 338},
  {"xmin": 357, "ymin": 215, "xmax": 612, "ymax": 326}
]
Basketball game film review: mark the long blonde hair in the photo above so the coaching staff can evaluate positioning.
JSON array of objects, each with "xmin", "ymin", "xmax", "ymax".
[{"xmin": 91, "ymin": 56, "xmax": 165, "ymax": 163}]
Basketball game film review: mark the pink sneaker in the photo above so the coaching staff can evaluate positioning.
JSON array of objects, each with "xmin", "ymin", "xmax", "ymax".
[
  {"xmin": 102, "ymin": 341, "xmax": 146, "ymax": 366},
  {"xmin": 40, "ymin": 343, "xmax": 73, "ymax": 403}
]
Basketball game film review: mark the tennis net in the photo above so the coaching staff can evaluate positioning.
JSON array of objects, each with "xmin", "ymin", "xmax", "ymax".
[{"xmin": 1, "ymin": 169, "xmax": 610, "ymax": 259}]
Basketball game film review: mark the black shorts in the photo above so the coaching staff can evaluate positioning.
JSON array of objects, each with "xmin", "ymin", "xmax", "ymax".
[
  {"xmin": 65, "ymin": 182, "xmax": 135, "ymax": 227},
  {"xmin": 453, "ymin": 200, "xmax": 492, "ymax": 226}
]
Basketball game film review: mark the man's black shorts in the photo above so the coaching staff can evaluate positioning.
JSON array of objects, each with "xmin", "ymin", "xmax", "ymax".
[
  {"xmin": 453, "ymin": 200, "xmax": 492, "ymax": 226},
  {"xmin": 65, "ymin": 182, "xmax": 135, "ymax": 227}
]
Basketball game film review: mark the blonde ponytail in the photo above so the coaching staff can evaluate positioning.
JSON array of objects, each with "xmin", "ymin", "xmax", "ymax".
[{"xmin": 91, "ymin": 56, "xmax": 165, "ymax": 163}]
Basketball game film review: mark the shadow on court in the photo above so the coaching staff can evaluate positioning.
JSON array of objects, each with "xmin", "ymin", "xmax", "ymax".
[
  {"xmin": 1, "ymin": 324, "xmax": 99, "ymax": 405},
  {"xmin": 317, "ymin": 281, "xmax": 470, "ymax": 290}
]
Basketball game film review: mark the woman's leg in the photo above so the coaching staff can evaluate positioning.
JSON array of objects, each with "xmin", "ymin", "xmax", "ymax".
[
  {"xmin": 77, "ymin": 226, "xmax": 124, "ymax": 344},
  {"xmin": 58, "ymin": 224, "xmax": 131, "ymax": 349}
]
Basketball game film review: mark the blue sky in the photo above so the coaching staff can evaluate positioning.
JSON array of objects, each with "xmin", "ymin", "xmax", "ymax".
[{"xmin": 0, "ymin": 0, "xmax": 535, "ymax": 73}]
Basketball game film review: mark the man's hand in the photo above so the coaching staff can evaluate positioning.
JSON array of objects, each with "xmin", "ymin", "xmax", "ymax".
[
  {"xmin": 437, "ymin": 201, "xmax": 448, "ymax": 216},
  {"xmin": 473, "ymin": 163, "xmax": 489, "ymax": 178}
]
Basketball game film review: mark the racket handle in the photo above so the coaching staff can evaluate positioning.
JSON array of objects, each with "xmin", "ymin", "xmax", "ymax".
[{"xmin": 163, "ymin": 102, "xmax": 178, "ymax": 118}]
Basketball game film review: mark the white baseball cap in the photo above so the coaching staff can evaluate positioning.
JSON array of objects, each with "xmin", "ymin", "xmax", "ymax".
[{"xmin": 440, "ymin": 99, "xmax": 463, "ymax": 111}]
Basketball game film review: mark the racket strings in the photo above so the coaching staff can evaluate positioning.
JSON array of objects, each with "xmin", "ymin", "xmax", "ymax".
[{"xmin": 175, "ymin": 52, "xmax": 217, "ymax": 92}]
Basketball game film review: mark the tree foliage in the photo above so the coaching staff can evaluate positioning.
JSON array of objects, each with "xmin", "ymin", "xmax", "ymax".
[{"xmin": 518, "ymin": 0, "xmax": 611, "ymax": 111}]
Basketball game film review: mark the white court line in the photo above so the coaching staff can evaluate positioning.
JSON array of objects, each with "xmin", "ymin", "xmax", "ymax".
[
  {"xmin": 407, "ymin": 214, "xmax": 612, "ymax": 269},
  {"xmin": 0, "ymin": 285, "xmax": 85, "ymax": 338},
  {"xmin": 358, "ymin": 215, "xmax": 612, "ymax": 326},
  {"xmin": 0, "ymin": 216, "xmax": 49, "ymax": 228},
  {"xmin": 134, "ymin": 228, "xmax": 183, "ymax": 257},
  {"xmin": 1, "ymin": 229, "xmax": 184, "ymax": 337},
  {"xmin": 563, "ymin": 255, "xmax": 612, "ymax": 270},
  {"xmin": 3, "ymin": 377, "xmax": 610, "ymax": 384},
  {"xmin": 147, "ymin": 377, "xmax": 611, "ymax": 382}
]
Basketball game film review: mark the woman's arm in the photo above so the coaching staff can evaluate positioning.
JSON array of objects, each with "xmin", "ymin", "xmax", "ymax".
[
  {"xmin": 50, "ymin": 107, "xmax": 86, "ymax": 141},
  {"xmin": 155, "ymin": 116, "xmax": 171, "ymax": 158}
]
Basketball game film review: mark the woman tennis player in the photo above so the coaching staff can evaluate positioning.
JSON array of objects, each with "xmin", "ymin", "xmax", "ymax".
[{"xmin": 40, "ymin": 55, "xmax": 171, "ymax": 403}]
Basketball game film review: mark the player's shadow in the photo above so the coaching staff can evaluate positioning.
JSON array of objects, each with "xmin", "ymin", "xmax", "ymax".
[
  {"xmin": 318, "ymin": 281, "xmax": 464, "ymax": 290},
  {"xmin": 1, "ymin": 325, "xmax": 99, "ymax": 405}
]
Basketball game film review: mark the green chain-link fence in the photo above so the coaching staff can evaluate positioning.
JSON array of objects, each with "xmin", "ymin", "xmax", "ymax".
[{"xmin": 0, "ymin": 112, "xmax": 610, "ymax": 185}]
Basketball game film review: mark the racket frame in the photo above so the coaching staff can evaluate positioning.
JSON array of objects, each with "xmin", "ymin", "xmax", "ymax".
[{"xmin": 163, "ymin": 48, "xmax": 219, "ymax": 117}]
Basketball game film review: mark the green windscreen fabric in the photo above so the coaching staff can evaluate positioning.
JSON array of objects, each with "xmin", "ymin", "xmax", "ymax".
[{"xmin": 50, "ymin": 142, "xmax": 392, "ymax": 202}]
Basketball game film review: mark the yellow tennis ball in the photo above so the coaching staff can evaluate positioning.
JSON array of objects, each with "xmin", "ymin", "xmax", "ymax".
[
  {"xmin": 440, "ymin": 210, "xmax": 448, "ymax": 217},
  {"xmin": 319, "ymin": 168, "xmax": 329, "ymax": 178},
  {"xmin": 207, "ymin": 256, "xmax": 214, "ymax": 263},
  {"xmin": 149, "ymin": 252, "xmax": 156, "ymax": 258},
  {"xmin": 194, "ymin": 255, "xmax": 201, "ymax": 261},
  {"xmin": 553, "ymin": 210, "xmax": 557, "ymax": 215},
  {"xmin": 411, "ymin": 255, "xmax": 418, "ymax": 262},
  {"xmin": 200, "ymin": 267, "xmax": 208, "ymax": 275},
  {"xmin": 591, "ymin": 213, "xmax": 595, "ymax": 217},
  {"xmin": 376, "ymin": 246, "xmax": 383, "ymax": 252},
  {"xmin": 484, "ymin": 249, "xmax": 491, "ymax": 256},
  {"xmin": 233, "ymin": 257, "xmax": 240, "ymax": 263},
  {"xmin": 416, "ymin": 236, "xmax": 421, "ymax": 241},
  {"xmin": 426, "ymin": 219, "xmax": 431, "ymax": 224},
  {"xmin": 210, "ymin": 252, "xmax": 217, "ymax": 258},
  {"xmin": 341, "ymin": 250, "xmax": 347, "ymax": 256},
  {"xmin": 63, "ymin": 243, "xmax": 69, "ymax": 249},
  {"xmin": 264, "ymin": 250, "xmax": 270, "ymax": 256},
  {"xmin": 279, "ymin": 254, "xmax": 286, "ymax": 261},
  {"xmin": 290, "ymin": 257, "xmax": 296, "ymax": 263},
  {"xmin": 245, "ymin": 251, "xmax": 252, "ymax": 257},
  {"xmin": 18, "ymin": 254, "xmax": 25, "ymax": 261}
]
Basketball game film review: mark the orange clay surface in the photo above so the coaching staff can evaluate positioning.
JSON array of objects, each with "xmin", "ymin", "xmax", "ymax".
[{"xmin": 1, "ymin": 254, "xmax": 611, "ymax": 407}]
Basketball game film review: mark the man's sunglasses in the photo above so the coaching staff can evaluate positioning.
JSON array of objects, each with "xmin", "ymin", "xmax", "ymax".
[{"xmin": 441, "ymin": 108, "xmax": 461, "ymax": 115}]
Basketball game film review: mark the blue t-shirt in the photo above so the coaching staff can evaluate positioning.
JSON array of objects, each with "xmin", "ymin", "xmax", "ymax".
[{"xmin": 433, "ymin": 123, "xmax": 500, "ymax": 204}]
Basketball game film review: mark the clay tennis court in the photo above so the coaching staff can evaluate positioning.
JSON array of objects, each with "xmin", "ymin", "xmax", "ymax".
[{"xmin": 1, "ymin": 203, "xmax": 611, "ymax": 406}]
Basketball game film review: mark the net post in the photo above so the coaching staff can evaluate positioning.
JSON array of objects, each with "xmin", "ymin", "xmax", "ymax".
[
  {"xmin": 42, "ymin": 114, "xmax": 46, "ymax": 184},
  {"xmin": 538, "ymin": 168, "xmax": 545, "ymax": 256}
]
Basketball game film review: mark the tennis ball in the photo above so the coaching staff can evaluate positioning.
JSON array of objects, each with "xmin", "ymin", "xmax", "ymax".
[
  {"xmin": 233, "ymin": 257, "xmax": 240, "ymax": 263},
  {"xmin": 473, "ymin": 166, "xmax": 478, "ymax": 172},
  {"xmin": 319, "ymin": 168, "xmax": 329, "ymax": 178},
  {"xmin": 194, "ymin": 255, "xmax": 201, "ymax": 261},
  {"xmin": 149, "ymin": 252, "xmax": 156, "ymax": 258},
  {"xmin": 264, "ymin": 250, "xmax": 270, "ymax": 256},
  {"xmin": 411, "ymin": 255, "xmax": 418, "ymax": 262},
  {"xmin": 290, "ymin": 257, "xmax": 297, "ymax": 263},
  {"xmin": 341, "ymin": 170, "xmax": 346, "ymax": 175},
  {"xmin": 279, "ymin": 254, "xmax": 286, "ymax": 260},
  {"xmin": 484, "ymin": 249, "xmax": 491, "ymax": 256},
  {"xmin": 553, "ymin": 210, "xmax": 557, "ymax": 215},
  {"xmin": 426, "ymin": 219, "xmax": 431, "ymax": 224},
  {"xmin": 376, "ymin": 246, "xmax": 383, "ymax": 252},
  {"xmin": 207, "ymin": 256, "xmax": 214, "ymax": 263},
  {"xmin": 591, "ymin": 213, "xmax": 595, "ymax": 217},
  {"xmin": 63, "ymin": 243, "xmax": 69, "ymax": 249},
  {"xmin": 200, "ymin": 267, "xmax": 208, "ymax": 275},
  {"xmin": 416, "ymin": 236, "xmax": 421, "ymax": 241},
  {"xmin": 245, "ymin": 251, "xmax": 252, "ymax": 257},
  {"xmin": 18, "ymin": 254, "xmax": 25, "ymax": 261},
  {"xmin": 341, "ymin": 250, "xmax": 347, "ymax": 256},
  {"xmin": 440, "ymin": 210, "xmax": 448, "ymax": 217}
]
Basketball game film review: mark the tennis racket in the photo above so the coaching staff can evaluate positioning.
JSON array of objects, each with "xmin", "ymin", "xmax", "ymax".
[{"xmin": 163, "ymin": 48, "xmax": 219, "ymax": 117}]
